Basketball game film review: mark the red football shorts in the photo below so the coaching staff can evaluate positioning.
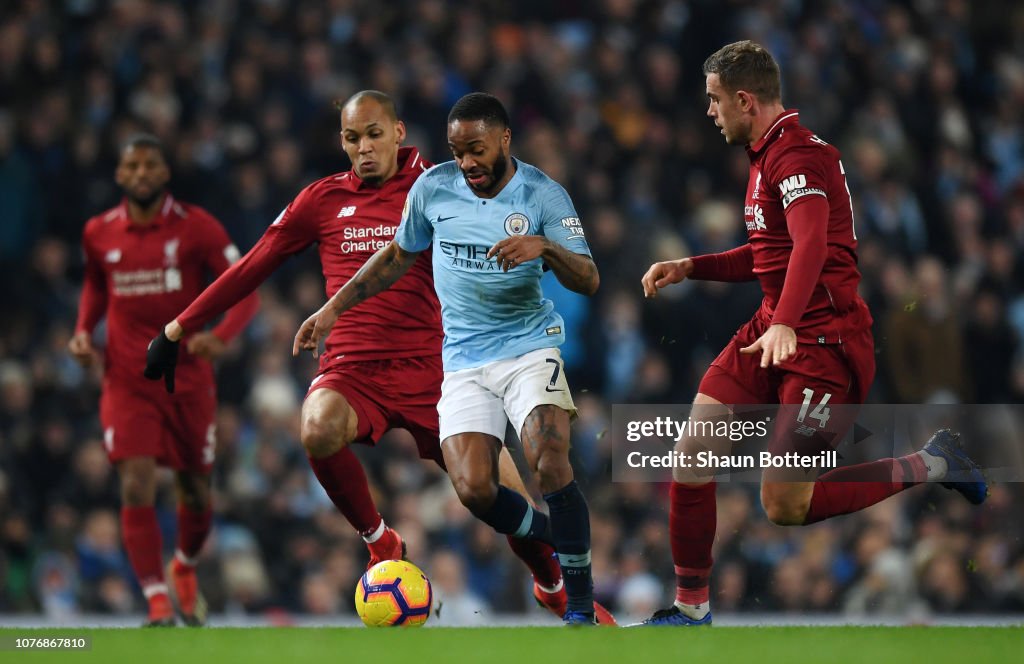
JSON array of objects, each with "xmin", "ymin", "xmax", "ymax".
[
  {"xmin": 698, "ymin": 317, "xmax": 876, "ymax": 461},
  {"xmin": 306, "ymin": 355, "xmax": 444, "ymax": 466},
  {"xmin": 99, "ymin": 380, "xmax": 217, "ymax": 473}
]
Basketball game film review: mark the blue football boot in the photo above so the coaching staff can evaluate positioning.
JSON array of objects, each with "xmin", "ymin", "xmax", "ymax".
[
  {"xmin": 636, "ymin": 606, "xmax": 712, "ymax": 626},
  {"xmin": 922, "ymin": 429, "xmax": 988, "ymax": 505},
  {"xmin": 563, "ymin": 610, "xmax": 597, "ymax": 626}
]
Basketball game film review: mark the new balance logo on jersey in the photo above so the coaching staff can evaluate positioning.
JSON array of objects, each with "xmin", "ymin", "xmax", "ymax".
[
  {"xmin": 337, "ymin": 206, "xmax": 357, "ymax": 218},
  {"xmin": 105, "ymin": 249, "xmax": 122, "ymax": 263}
]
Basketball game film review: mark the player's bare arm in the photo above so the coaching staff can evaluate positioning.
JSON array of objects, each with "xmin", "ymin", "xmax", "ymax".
[
  {"xmin": 67, "ymin": 331, "xmax": 97, "ymax": 367},
  {"xmin": 641, "ymin": 257, "xmax": 694, "ymax": 298},
  {"xmin": 293, "ymin": 240, "xmax": 420, "ymax": 356},
  {"xmin": 488, "ymin": 236, "xmax": 599, "ymax": 296}
]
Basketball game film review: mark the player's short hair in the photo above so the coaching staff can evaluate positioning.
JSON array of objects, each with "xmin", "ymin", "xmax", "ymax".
[
  {"xmin": 336, "ymin": 90, "xmax": 399, "ymax": 121},
  {"xmin": 120, "ymin": 133, "xmax": 169, "ymax": 163},
  {"xmin": 447, "ymin": 92, "xmax": 510, "ymax": 129},
  {"xmin": 702, "ymin": 40, "xmax": 781, "ymax": 102}
]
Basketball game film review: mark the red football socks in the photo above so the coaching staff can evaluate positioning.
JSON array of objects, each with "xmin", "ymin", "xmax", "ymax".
[
  {"xmin": 176, "ymin": 505, "xmax": 212, "ymax": 560},
  {"xmin": 506, "ymin": 536, "xmax": 562, "ymax": 588},
  {"xmin": 308, "ymin": 447, "xmax": 382, "ymax": 536},
  {"xmin": 121, "ymin": 506, "xmax": 165, "ymax": 590},
  {"xmin": 669, "ymin": 482, "xmax": 716, "ymax": 606},
  {"xmin": 803, "ymin": 453, "xmax": 928, "ymax": 524}
]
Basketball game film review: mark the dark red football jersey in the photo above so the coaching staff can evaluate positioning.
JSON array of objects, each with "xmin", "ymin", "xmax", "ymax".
[
  {"xmin": 743, "ymin": 110, "xmax": 872, "ymax": 343},
  {"xmin": 175, "ymin": 147, "xmax": 441, "ymax": 365},
  {"xmin": 76, "ymin": 195, "xmax": 254, "ymax": 392}
]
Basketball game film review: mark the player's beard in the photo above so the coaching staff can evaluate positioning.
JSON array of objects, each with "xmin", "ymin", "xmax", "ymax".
[
  {"xmin": 128, "ymin": 188, "xmax": 165, "ymax": 210},
  {"xmin": 467, "ymin": 147, "xmax": 509, "ymax": 194},
  {"xmin": 490, "ymin": 147, "xmax": 509, "ymax": 188}
]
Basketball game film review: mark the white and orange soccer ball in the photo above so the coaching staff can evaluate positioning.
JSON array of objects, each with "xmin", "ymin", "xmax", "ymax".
[{"xmin": 354, "ymin": 560, "xmax": 433, "ymax": 627}]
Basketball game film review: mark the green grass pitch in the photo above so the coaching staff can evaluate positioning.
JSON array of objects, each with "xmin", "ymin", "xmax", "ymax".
[{"xmin": 3, "ymin": 626, "xmax": 1022, "ymax": 664}]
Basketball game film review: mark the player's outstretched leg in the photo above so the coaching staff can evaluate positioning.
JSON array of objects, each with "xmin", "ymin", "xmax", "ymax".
[
  {"xmin": 520, "ymin": 406, "xmax": 596, "ymax": 626},
  {"xmin": 168, "ymin": 471, "xmax": 212, "ymax": 626},
  {"xmin": 496, "ymin": 447, "xmax": 618, "ymax": 623},
  {"xmin": 800, "ymin": 428, "xmax": 987, "ymax": 524},
  {"xmin": 443, "ymin": 443, "xmax": 615, "ymax": 624},
  {"xmin": 494, "ymin": 448, "xmax": 565, "ymax": 611},
  {"xmin": 442, "ymin": 435, "xmax": 555, "ymax": 543},
  {"xmin": 118, "ymin": 457, "xmax": 175, "ymax": 626},
  {"xmin": 302, "ymin": 388, "xmax": 403, "ymax": 568}
]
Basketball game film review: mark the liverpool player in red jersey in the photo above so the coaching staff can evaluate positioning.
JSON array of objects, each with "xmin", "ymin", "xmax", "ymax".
[
  {"xmin": 69, "ymin": 135, "xmax": 260, "ymax": 626},
  {"xmin": 639, "ymin": 41, "xmax": 987, "ymax": 626},
  {"xmin": 144, "ymin": 91, "xmax": 615, "ymax": 624}
]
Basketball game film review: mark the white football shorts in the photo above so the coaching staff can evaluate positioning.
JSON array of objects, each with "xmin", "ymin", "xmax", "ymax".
[{"xmin": 438, "ymin": 347, "xmax": 577, "ymax": 443}]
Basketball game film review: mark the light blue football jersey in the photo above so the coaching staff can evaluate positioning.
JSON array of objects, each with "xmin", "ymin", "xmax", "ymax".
[{"xmin": 395, "ymin": 159, "xmax": 592, "ymax": 371}]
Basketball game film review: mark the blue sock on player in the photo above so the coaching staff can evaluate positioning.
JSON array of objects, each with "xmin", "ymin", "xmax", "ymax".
[
  {"xmin": 479, "ymin": 486, "xmax": 553, "ymax": 545},
  {"xmin": 543, "ymin": 480, "xmax": 593, "ymax": 614}
]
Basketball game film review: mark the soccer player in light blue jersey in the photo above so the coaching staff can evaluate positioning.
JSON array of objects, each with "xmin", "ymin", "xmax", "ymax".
[{"xmin": 294, "ymin": 93, "xmax": 603, "ymax": 625}]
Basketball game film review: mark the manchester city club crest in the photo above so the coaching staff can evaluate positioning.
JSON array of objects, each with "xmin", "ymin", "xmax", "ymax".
[{"xmin": 504, "ymin": 212, "xmax": 529, "ymax": 236}]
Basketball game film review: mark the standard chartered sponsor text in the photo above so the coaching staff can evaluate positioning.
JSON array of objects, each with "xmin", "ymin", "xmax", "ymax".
[{"xmin": 340, "ymin": 225, "xmax": 396, "ymax": 253}]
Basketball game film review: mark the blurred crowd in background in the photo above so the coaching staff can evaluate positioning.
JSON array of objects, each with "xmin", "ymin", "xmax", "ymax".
[{"xmin": 2, "ymin": 0, "xmax": 1024, "ymax": 624}]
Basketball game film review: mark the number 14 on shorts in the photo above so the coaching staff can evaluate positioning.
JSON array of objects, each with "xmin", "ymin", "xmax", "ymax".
[{"xmin": 797, "ymin": 387, "xmax": 832, "ymax": 431}]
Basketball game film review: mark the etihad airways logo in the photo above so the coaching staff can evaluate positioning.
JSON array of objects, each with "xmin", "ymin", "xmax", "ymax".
[{"xmin": 438, "ymin": 241, "xmax": 499, "ymax": 271}]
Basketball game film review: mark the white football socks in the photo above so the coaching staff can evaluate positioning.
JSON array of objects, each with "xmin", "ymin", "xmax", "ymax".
[
  {"xmin": 916, "ymin": 450, "xmax": 948, "ymax": 481},
  {"xmin": 362, "ymin": 520, "xmax": 387, "ymax": 544},
  {"xmin": 673, "ymin": 601, "xmax": 710, "ymax": 620},
  {"xmin": 537, "ymin": 578, "xmax": 564, "ymax": 594}
]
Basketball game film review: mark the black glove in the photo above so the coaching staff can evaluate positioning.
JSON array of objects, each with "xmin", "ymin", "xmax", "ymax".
[{"xmin": 144, "ymin": 330, "xmax": 180, "ymax": 393}]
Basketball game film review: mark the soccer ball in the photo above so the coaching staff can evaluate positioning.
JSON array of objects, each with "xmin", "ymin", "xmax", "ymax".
[{"xmin": 355, "ymin": 560, "xmax": 433, "ymax": 627}]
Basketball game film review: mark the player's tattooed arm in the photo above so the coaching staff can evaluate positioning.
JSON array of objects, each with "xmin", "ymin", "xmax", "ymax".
[
  {"xmin": 331, "ymin": 240, "xmax": 419, "ymax": 313},
  {"xmin": 539, "ymin": 241, "xmax": 599, "ymax": 296},
  {"xmin": 487, "ymin": 236, "xmax": 599, "ymax": 296},
  {"xmin": 293, "ymin": 241, "xmax": 419, "ymax": 356}
]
